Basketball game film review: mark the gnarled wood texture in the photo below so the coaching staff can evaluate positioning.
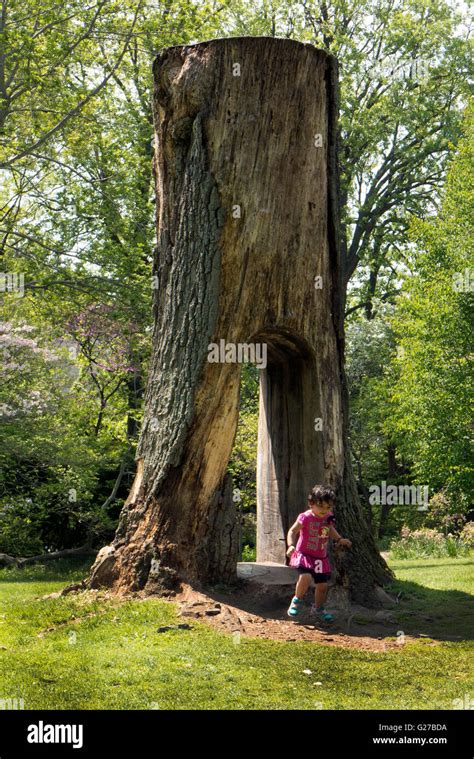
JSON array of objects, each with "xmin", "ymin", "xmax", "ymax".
[{"xmin": 89, "ymin": 37, "xmax": 392, "ymax": 604}]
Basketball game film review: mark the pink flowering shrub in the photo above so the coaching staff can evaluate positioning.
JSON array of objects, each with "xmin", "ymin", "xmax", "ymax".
[{"xmin": 390, "ymin": 526, "xmax": 472, "ymax": 558}]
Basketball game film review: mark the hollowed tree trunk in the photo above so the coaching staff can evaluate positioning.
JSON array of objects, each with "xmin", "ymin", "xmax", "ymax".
[{"xmin": 89, "ymin": 37, "xmax": 392, "ymax": 604}]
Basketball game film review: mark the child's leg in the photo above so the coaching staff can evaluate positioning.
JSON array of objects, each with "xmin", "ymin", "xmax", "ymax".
[
  {"xmin": 288, "ymin": 571, "xmax": 312, "ymax": 617},
  {"xmin": 314, "ymin": 582, "xmax": 328, "ymax": 608},
  {"xmin": 295, "ymin": 572, "xmax": 312, "ymax": 599}
]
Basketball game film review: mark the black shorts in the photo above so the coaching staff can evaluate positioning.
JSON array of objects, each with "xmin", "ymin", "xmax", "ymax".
[{"xmin": 297, "ymin": 567, "xmax": 331, "ymax": 584}]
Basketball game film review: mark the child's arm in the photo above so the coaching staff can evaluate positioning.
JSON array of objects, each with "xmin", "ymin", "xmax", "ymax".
[
  {"xmin": 329, "ymin": 525, "xmax": 352, "ymax": 548},
  {"xmin": 286, "ymin": 519, "xmax": 302, "ymax": 557}
]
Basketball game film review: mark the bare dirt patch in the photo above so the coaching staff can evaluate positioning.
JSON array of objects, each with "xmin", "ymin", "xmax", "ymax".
[
  {"xmin": 54, "ymin": 578, "xmax": 441, "ymax": 651},
  {"xmin": 170, "ymin": 581, "xmax": 424, "ymax": 652}
]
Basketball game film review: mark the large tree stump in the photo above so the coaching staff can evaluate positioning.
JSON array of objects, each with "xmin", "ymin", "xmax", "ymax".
[{"xmin": 89, "ymin": 37, "xmax": 392, "ymax": 604}]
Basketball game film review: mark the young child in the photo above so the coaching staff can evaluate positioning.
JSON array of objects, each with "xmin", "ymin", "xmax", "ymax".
[{"xmin": 286, "ymin": 484, "xmax": 352, "ymax": 622}]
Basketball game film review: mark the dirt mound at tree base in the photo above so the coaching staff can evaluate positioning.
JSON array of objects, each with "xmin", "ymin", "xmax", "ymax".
[
  {"xmin": 57, "ymin": 579, "xmax": 440, "ymax": 651},
  {"xmin": 171, "ymin": 581, "xmax": 426, "ymax": 652}
]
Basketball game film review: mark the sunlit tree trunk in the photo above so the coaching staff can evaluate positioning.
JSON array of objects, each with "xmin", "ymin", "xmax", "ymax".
[{"xmin": 89, "ymin": 37, "xmax": 392, "ymax": 604}]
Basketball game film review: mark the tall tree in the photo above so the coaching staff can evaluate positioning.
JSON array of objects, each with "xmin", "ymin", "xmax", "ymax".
[
  {"xmin": 384, "ymin": 106, "xmax": 473, "ymax": 501},
  {"xmin": 89, "ymin": 37, "xmax": 391, "ymax": 604},
  {"xmin": 0, "ymin": 0, "xmax": 228, "ymax": 553},
  {"xmin": 1, "ymin": 0, "xmax": 470, "ymax": 600},
  {"xmin": 227, "ymin": 0, "xmax": 471, "ymax": 313}
]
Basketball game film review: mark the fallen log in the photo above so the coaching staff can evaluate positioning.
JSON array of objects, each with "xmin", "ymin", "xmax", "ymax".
[{"xmin": 0, "ymin": 544, "xmax": 97, "ymax": 568}]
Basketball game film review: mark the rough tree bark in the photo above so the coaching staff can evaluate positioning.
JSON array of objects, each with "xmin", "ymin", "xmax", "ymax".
[{"xmin": 89, "ymin": 37, "xmax": 392, "ymax": 605}]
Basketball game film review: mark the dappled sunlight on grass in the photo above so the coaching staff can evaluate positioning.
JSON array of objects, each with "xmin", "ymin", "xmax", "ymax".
[{"xmin": 0, "ymin": 556, "xmax": 472, "ymax": 709}]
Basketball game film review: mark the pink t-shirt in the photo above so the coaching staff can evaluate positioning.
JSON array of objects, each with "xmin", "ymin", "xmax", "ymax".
[{"xmin": 294, "ymin": 509, "xmax": 335, "ymax": 558}]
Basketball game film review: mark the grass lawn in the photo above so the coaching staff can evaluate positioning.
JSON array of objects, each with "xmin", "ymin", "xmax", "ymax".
[
  {"xmin": 0, "ymin": 556, "xmax": 472, "ymax": 710},
  {"xmin": 388, "ymin": 556, "xmax": 474, "ymax": 639}
]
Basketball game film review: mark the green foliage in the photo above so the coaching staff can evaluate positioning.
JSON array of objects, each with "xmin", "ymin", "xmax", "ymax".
[
  {"xmin": 241, "ymin": 543, "xmax": 256, "ymax": 562},
  {"xmin": 0, "ymin": 497, "xmax": 43, "ymax": 556},
  {"xmin": 346, "ymin": 106, "xmax": 473, "ymax": 541},
  {"xmin": 346, "ymin": 315, "xmax": 397, "ymax": 485},
  {"xmin": 0, "ymin": 0, "xmax": 471, "ymax": 557},
  {"xmin": 229, "ymin": 0, "xmax": 471, "ymax": 307},
  {"xmin": 0, "ymin": 321, "xmax": 130, "ymax": 553},
  {"xmin": 228, "ymin": 364, "xmax": 259, "ymax": 552},
  {"xmin": 0, "ymin": 0, "xmax": 228, "ymax": 554},
  {"xmin": 383, "ymin": 107, "xmax": 474, "ymax": 500}
]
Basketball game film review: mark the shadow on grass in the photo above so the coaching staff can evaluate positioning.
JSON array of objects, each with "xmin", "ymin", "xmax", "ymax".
[
  {"xmin": 1, "ymin": 557, "xmax": 472, "ymax": 645},
  {"xmin": 201, "ymin": 570, "xmax": 474, "ymax": 644},
  {"xmin": 385, "ymin": 576, "xmax": 474, "ymax": 641}
]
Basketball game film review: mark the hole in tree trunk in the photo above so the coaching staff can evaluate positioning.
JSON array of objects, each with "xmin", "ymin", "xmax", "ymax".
[
  {"xmin": 229, "ymin": 329, "xmax": 325, "ymax": 568},
  {"xmin": 227, "ymin": 364, "xmax": 258, "ymax": 562}
]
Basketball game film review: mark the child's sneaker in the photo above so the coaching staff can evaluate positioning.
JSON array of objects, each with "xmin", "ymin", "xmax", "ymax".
[
  {"xmin": 287, "ymin": 596, "xmax": 302, "ymax": 618},
  {"xmin": 311, "ymin": 604, "xmax": 333, "ymax": 622}
]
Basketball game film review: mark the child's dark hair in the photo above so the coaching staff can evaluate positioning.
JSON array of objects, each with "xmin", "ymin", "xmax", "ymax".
[{"xmin": 308, "ymin": 484, "xmax": 336, "ymax": 504}]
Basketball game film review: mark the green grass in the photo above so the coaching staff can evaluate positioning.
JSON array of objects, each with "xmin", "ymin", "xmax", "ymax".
[
  {"xmin": 388, "ymin": 556, "xmax": 474, "ymax": 639},
  {"xmin": 0, "ymin": 557, "xmax": 472, "ymax": 710}
]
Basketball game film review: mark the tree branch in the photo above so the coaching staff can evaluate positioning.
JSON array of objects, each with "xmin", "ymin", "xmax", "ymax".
[{"xmin": 0, "ymin": 0, "xmax": 144, "ymax": 169}]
